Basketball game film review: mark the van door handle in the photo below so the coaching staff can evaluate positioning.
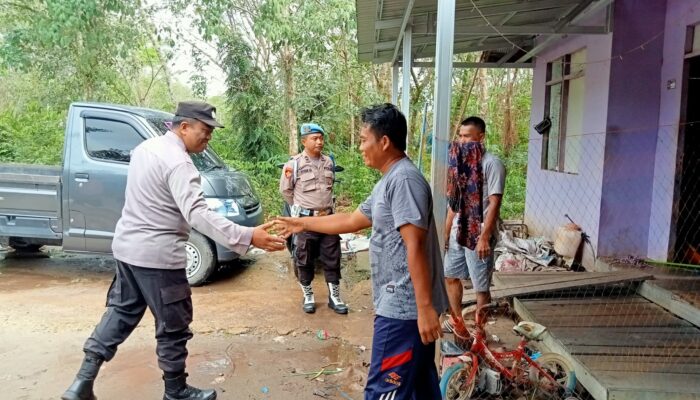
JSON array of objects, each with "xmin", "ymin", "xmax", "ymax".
[{"xmin": 74, "ymin": 173, "xmax": 90, "ymax": 182}]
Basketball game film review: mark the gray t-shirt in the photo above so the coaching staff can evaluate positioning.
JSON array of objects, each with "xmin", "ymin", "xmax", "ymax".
[
  {"xmin": 482, "ymin": 151, "xmax": 506, "ymax": 217},
  {"xmin": 359, "ymin": 158, "xmax": 449, "ymax": 320}
]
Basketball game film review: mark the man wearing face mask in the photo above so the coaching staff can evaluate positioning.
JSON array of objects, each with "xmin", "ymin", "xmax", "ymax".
[
  {"xmin": 62, "ymin": 101, "xmax": 286, "ymax": 400},
  {"xmin": 279, "ymin": 123, "xmax": 348, "ymax": 315},
  {"xmin": 443, "ymin": 116, "xmax": 506, "ymax": 335}
]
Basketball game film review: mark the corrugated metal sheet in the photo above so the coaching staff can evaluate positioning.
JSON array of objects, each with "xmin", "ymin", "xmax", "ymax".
[{"xmin": 357, "ymin": 0, "xmax": 608, "ymax": 64}]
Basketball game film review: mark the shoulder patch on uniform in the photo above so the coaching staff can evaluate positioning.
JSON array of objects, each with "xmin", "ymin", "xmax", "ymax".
[{"xmin": 284, "ymin": 166, "xmax": 293, "ymax": 179}]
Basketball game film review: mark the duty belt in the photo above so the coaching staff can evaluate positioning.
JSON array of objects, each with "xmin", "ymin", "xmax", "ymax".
[{"xmin": 297, "ymin": 206, "xmax": 333, "ymax": 217}]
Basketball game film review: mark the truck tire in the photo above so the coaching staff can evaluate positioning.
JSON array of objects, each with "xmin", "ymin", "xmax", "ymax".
[
  {"xmin": 8, "ymin": 238, "xmax": 43, "ymax": 253},
  {"xmin": 185, "ymin": 231, "xmax": 217, "ymax": 286}
]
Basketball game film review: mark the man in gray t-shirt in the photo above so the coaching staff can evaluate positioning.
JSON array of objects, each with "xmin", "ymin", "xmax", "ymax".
[
  {"xmin": 276, "ymin": 104, "xmax": 448, "ymax": 400},
  {"xmin": 444, "ymin": 117, "xmax": 506, "ymax": 328},
  {"xmin": 359, "ymin": 157, "xmax": 448, "ymax": 320}
]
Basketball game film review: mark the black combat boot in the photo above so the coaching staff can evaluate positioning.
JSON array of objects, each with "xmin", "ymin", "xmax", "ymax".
[
  {"xmin": 61, "ymin": 353, "xmax": 104, "ymax": 400},
  {"xmin": 163, "ymin": 373, "xmax": 217, "ymax": 400},
  {"xmin": 299, "ymin": 283, "xmax": 316, "ymax": 313},
  {"xmin": 327, "ymin": 282, "xmax": 348, "ymax": 314}
]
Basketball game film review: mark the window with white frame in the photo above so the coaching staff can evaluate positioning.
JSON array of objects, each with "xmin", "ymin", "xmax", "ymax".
[{"xmin": 543, "ymin": 48, "xmax": 586, "ymax": 173}]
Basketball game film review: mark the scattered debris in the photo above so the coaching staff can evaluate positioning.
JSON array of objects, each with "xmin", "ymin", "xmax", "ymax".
[
  {"xmin": 494, "ymin": 231, "xmax": 569, "ymax": 272},
  {"xmin": 272, "ymin": 336, "xmax": 286, "ymax": 343},
  {"xmin": 316, "ymin": 329, "xmax": 330, "ymax": 340},
  {"xmin": 313, "ymin": 388, "xmax": 331, "ymax": 398},
  {"xmin": 612, "ymin": 255, "xmax": 653, "ymax": 269},
  {"xmin": 248, "ymin": 248, "xmax": 266, "ymax": 255},
  {"xmin": 339, "ymin": 234, "xmax": 370, "ymax": 255},
  {"xmin": 290, "ymin": 363, "xmax": 344, "ymax": 381}
]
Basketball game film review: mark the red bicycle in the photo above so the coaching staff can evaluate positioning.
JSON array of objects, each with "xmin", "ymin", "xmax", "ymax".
[{"xmin": 439, "ymin": 303, "xmax": 577, "ymax": 400}]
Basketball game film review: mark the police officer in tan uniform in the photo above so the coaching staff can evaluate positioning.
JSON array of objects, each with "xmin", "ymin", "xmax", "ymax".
[{"xmin": 280, "ymin": 123, "xmax": 348, "ymax": 314}]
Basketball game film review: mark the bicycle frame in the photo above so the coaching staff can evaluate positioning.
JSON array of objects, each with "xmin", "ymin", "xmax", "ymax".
[{"xmin": 459, "ymin": 304, "xmax": 561, "ymax": 389}]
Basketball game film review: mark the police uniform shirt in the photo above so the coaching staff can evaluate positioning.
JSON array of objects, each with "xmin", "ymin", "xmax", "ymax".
[
  {"xmin": 279, "ymin": 151, "xmax": 334, "ymax": 211},
  {"xmin": 112, "ymin": 131, "xmax": 254, "ymax": 269}
]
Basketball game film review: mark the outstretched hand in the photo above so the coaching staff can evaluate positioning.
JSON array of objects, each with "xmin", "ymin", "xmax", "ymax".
[
  {"xmin": 251, "ymin": 221, "xmax": 286, "ymax": 252},
  {"xmin": 273, "ymin": 216, "xmax": 305, "ymax": 239}
]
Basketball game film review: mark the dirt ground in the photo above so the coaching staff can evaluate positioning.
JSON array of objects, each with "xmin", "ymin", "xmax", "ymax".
[{"xmin": 0, "ymin": 248, "xmax": 376, "ymax": 400}]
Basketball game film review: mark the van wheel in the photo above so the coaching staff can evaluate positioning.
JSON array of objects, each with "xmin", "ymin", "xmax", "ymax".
[{"xmin": 185, "ymin": 231, "xmax": 217, "ymax": 286}]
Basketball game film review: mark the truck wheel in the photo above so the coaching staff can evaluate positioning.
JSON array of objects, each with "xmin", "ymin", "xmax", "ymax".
[
  {"xmin": 185, "ymin": 231, "xmax": 217, "ymax": 286},
  {"xmin": 8, "ymin": 238, "xmax": 43, "ymax": 253}
]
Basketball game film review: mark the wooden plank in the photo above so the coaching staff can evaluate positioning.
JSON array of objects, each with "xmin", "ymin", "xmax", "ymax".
[
  {"xmin": 493, "ymin": 271, "xmax": 585, "ymax": 286},
  {"xmin": 490, "ymin": 271, "xmax": 634, "ymax": 291},
  {"xmin": 521, "ymin": 296, "xmax": 648, "ymax": 305},
  {"xmin": 577, "ymin": 357, "xmax": 700, "ymax": 374},
  {"xmin": 464, "ymin": 271, "xmax": 652, "ymax": 305},
  {"xmin": 523, "ymin": 302, "xmax": 665, "ymax": 317},
  {"xmin": 549, "ymin": 326, "xmax": 700, "ymax": 335},
  {"xmin": 514, "ymin": 298, "xmax": 609, "ymax": 400},
  {"xmin": 576, "ymin": 355, "xmax": 700, "ymax": 366},
  {"xmin": 567, "ymin": 345, "xmax": 700, "ymax": 357},
  {"xmin": 535, "ymin": 314, "xmax": 691, "ymax": 328},
  {"xmin": 553, "ymin": 330, "xmax": 700, "ymax": 348},
  {"xmin": 515, "ymin": 297, "xmax": 700, "ymax": 400},
  {"xmin": 607, "ymin": 389, "xmax": 700, "ymax": 400},
  {"xmin": 598, "ymin": 371, "xmax": 700, "ymax": 396},
  {"xmin": 638, "ymin": 281, "xmax": 700, "ymax": 328}
]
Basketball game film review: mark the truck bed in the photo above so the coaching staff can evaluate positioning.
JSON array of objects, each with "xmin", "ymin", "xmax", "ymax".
[{"xmin": 0, "ymin": 163, "xmax": 62, "ymax": 239}]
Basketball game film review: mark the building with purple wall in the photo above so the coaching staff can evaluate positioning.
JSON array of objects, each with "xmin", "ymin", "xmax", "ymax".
[{"xmin": 525, "ymin": 0, "xmax": 700, "ymax": 265}]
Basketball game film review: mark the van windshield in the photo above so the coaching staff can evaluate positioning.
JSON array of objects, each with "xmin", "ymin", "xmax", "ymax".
[{"xmin": 144, "ymin": 112, "xmax": 228, "ymax": 172}]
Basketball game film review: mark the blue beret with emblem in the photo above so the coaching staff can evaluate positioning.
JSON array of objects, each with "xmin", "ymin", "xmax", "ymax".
[{"xmin": 300, "ymin": 123, "xmax": 325, "ymax": 136}]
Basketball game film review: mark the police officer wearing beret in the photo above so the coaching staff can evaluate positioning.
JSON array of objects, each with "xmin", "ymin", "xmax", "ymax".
[
  {"xmin": 280, "ymin": 123, "xmax": 348, "ymax": 315},
  {"xmin": 62, "ymin": 101, "xmax": 285, "ymax": 400}
]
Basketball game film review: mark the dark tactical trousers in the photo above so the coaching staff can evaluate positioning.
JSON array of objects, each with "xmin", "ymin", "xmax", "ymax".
[
  {"xmin": 294, "ymin": 231, "xmax": 342, "ymax": 285},
  {"xmin": 84, "ymin": 260, "xmax": 194, "ymax": 373}
]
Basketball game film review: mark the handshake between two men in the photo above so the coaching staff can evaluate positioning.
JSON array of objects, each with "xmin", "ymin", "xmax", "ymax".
[{"xmin": 249, "ymin": 217, "xmax": 307, "ymax": 252}]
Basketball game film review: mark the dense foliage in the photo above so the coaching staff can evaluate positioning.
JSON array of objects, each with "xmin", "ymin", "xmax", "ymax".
[{"xmin": 0, "ymin": 0, "xmax": 532, "ymax": 220}]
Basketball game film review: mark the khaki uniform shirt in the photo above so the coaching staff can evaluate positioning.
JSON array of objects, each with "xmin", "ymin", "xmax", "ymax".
[
  {"xmin": 112, "ymin": 131, "xmax": 254, "ymax": 269},
  {"xmin": 279, "ymin": 151, "xmax": 334, "ymax": 210}
]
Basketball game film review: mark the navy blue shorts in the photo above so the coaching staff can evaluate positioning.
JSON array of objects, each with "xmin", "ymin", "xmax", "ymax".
[{"xmin": 365, "ymin": 316, "xmax": 441, "ymax": 400}]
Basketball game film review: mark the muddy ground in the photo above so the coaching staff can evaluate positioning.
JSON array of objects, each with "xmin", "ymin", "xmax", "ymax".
[{"xmin": 0, "ymin": 248, "xmax": 376, "ymax": 400}]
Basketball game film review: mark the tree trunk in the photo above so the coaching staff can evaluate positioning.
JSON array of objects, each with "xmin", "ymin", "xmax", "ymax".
[
  {"xmin": 341, "ymin": 39, "xmax": 356, "ymax": 150},
  {"xmin": 502, "ymin": 69, "xmax": 519, "ymax": 156},
  {"xmin": 452, "ymin": 68, "xmax": 479, "ymax": 135},
  {"xmin": 478, "ymin": 67, "xmax": 489, "ymax": 117},
  {"xmin": 281, "ymin": 46, "xmax": 298, "ymax": 155}
]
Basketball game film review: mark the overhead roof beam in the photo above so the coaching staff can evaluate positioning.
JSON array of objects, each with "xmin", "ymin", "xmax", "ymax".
[
  {"xmin": 375, "ymin": 18, "xmax": 402, "ymax": 30},
  {"xmin": 453, "ymin": 24, "xmax": 607, "ymax": 35},
  {"xmin": 407, "ymin": 61, "xmax": 533, "ymax": 69},
  {"xmin": 554, "ymin": 0, "xmax": 596, "ymax": 30},
  {"xmin": 374, "ymin": 38, "xmax": 534, "ymax": 62},
  {"xmin": 416, "ymin": 0, "xmax": 581, "ymax": 20},
  {"xmin": 516, "ymin": 0, "xmax": 612, "ymax": 62},
  {"xmin": 497, "ymin": 46, "xmax": 522, "ymax": 66},
  {"xmin": 390, "ymin": 0, "xmax": 416, "ymax": 64},
  {"xmin": 478, "ymin": 11, "xmax": 516, "ymax": 46}
]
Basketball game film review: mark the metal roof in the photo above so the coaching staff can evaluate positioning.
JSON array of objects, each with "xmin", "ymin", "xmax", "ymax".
[{"xmin": 356, "ymin": 0, "xmax": 612, "ymax": 66}]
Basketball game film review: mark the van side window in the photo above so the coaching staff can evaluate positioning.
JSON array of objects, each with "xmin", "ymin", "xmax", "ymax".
[{"xmin": 85, "ymin": 118, "xmax": 144, "ymax": 163}]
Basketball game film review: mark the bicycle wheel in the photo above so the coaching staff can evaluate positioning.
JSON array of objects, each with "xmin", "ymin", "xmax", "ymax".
[
  {"xmin": 528, "ymin": 353, "xmax": 577, "ymax": 399},
  {"xmin": 440, "ymin": 361, "xmax": 477, "ymax": 400}
]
